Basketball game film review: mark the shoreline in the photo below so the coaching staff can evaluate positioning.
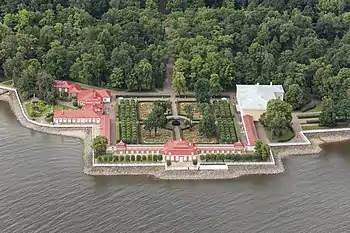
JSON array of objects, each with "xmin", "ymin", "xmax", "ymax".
[{"xmin": 1, "ymin": 92, "xmax": 350, "ymax": 180}]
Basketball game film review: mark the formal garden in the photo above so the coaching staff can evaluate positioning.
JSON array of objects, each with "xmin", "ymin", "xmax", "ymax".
[
  {"xmin": 119, "ymin": 99, "xmax": 139, "ymax": 144},
  {"xmin": 25, "ymin": 100, "xmax": 51, "ymax": 118},
  {"xmin": 178, "ymin": 101, "xmax": 202, "ymax": 120},
  {"xmin": 138, "ymin": 100, "xmax": 172, "ymax": 120}
]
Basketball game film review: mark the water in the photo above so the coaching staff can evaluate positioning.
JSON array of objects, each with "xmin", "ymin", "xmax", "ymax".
[{"xmin": 1, "ymin": 101, "xmax": 350, "ymax": 233}]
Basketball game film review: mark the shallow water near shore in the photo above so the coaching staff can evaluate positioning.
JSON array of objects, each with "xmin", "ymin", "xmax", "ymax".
[{"xmin": 1, "ymin": 101, "xmax": 350, "ymax": 233}]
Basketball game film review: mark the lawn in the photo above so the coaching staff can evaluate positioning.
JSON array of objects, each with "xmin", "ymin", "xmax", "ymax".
[
  {"xmin": 182, "ymin": 124, "xmax": 217, "ymax": 144},
  {"xmin": 140, "ymin": 126, "xmax": 173, "ymax": 144},
  {"xmin": 265, "ymin": 126, "xmax": 295, "ymax": 143},
  {"xmin": 25, "ymin": 101, "xmax": 51, "ymax": 118},
  {"xmin": 53, "ymin": 105, "xmax": 75, "ymax": 111},
  {"xmin": 1, "ymin": 79, "xmax": 13, "ymax": 86},
  {"xmin": 307, "ymin": 101, "xmax": 322, "ymax": 112},
  {"xmin": 301, "ymin": 125, "xmax": 327, "ymax": 130},
  {"xmin": 178, "ymin": 102, "xmax": 202, "ymax": 120}
]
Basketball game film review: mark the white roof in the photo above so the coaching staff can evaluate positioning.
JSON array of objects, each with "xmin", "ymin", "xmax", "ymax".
[{"xmin": 236, "ymin": 84, "xmax": 284, "ymax": 110}]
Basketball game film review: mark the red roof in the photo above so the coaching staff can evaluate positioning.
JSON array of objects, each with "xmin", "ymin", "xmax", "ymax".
[
  {"xmin": 243, "ymin": 114, "xmax": 258, "ymax": 146},
  {"xmin": 69, "ymin": 84, "xmax": 81, "ymax": 93},
  {"xmin": 95, "ymin": 89, "xmax": 111, "ymax": 99},
  {"xmin": 53, "ymin": 109, "xmax": 101, "ymax": 119},
  {"xmin": 54, "ymin": 80, "xmax": 72, "ymax": 89},
  {"xmin": 82, "ymin": 103, "xmax": 103, "ymax": 114},
  {"xmin": 100, "ymin": 115, "xmax": 111, "ymax": 145},
  {"xmin": 162, "ymin": 140, "xmax": 198, "ymax": 156},
  {"xmin": 77, "ymin": 90, "xmax": 108, "ymax": 104}
]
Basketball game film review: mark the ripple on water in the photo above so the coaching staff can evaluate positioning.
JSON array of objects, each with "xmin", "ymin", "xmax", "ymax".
[{"xmin": 2, "ymin": 102, "xmax": 350, "ymax": 232}]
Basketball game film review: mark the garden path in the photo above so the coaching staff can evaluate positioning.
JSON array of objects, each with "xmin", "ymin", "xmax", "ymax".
[{"xmin": 164, "ymin": 57, "xmax": 181, "ymax": 140}]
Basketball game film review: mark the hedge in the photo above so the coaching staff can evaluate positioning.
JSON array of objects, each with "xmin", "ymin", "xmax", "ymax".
[
  {"xmin": 306, "ymin": 119, "xmax": 320, "ymax": 124},
  {"xmin": 300, "ymin": 101, "xmax": 316, "ymax": 112},
  {"xmin": 212, "ymin": 100, "xmax": 238, "ymax": 143},
  {"xmin": 97, "ymin": 154, "xmax": 164, "ymax": 163},
  {"xmin": 297, "ymin": 113, "xmax": 320, "ymax": 119},
  {"xmin": 202, "ymin": 153, "xmax": 268, "ymax": 162}
]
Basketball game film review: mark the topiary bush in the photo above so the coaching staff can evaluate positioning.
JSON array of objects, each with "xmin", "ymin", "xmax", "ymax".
[
  {"xmin": 120, "ymin": 155, "xmax": 125, "ymax": 162},
  {"xmin": 147, "ymin": 154, "xmax": 153, "ymax": 161},
  {"xmin": 152, "ymin": 155, "xmax": 158, "ymax": 162},
  {"xmin": 142, "ymin": 155, "xmax": 147, "ymax": 161},
  {"xmin": 166, "ymin": 160, "xmax": 171, "ymax": 166},
  {"xmin": 200, "ymin": 154, "xmax": 205, "ymax": 161},
  {"xmin": 192, "ymin": 159, "xmax": 197, "ymax": 165},
  {"xmin": 125, "ymin": 155, "xmax": 130, "ymax": 162},
  {"xmin": 131, "ymin": 155, "xmax": 136, "ymax": 161},
  {"xmin": 136, "ymin": 155, "xmax": 141, "ymax": 161},
  {"xmin": 157, "ymin": 154, "xmax": 163, "ymax": 161}
]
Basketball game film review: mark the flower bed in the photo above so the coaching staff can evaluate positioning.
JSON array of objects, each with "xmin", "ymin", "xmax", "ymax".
[
  {"xmin": 120, "ymin": 99, "xmax": 139, "ymax": 144},
  {"xmin": 178, "ymin": 102, "xmax": 202, "ymax": 120},
  {"xmin": 138, "ymin": 101, "xmax": 172, "ymax": 120},
  {"xmin": 182, "ymin": 124, "xmax": 217, "ymax": 143},
  {"xmin": 140, "ymin": 126, "xmax": 173, "ymax": 144},
  {"xmin": 213, "ymin": 100, "xmax": 238, "ymax": 143}
]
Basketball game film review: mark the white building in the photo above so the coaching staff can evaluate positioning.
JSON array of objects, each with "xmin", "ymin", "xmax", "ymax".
[{"xmin": 236, "ymin": 83, "xmax": 284, "ymax": 121}]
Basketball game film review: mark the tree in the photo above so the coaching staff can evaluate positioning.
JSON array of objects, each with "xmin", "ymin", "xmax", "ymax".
[
  {"xmin": 172, "ymin": 70, "xmax": 187, "ymax": 95},
  {"xmin": 131, "ymin": 59, "xmax": 154, "ymax": 91},
  {"xmin": 209, "ymin": 73, "xmax": 223, "ymax": 97},
  {"xmin": 285, "ymin": 84, "xmax": 304, "ymax": 110},
  {"xmin": 91, "ymin": 136, "xmax": 108, "ymax": 156},
  {"xmin": 260, "ymin": 99, "xmax": 293, "ymax": 137},
  {"xmin": 184, "ymin": 104, "xmax": 194, "ymax": 129},
  {"xmin": 36, "ymin": 72, "xmax": 56, "ymax": 104},
  {"xmin": 199, "ymin": 104, "xmax": 216, "ymax": 138},
  {"xmin": 320, "ymin": 97, "xmax": 337, "ymax": 126},
  {"xmin": 194, "ymin": 78, "xmax": 210, "ymax": 103},
  {"xmin": 108, "ymin": 67, "xmax": 124, "ymax": 90},
  {"xmin": 143, "ymin": 102, "xmax": 167, "ymax": 135}
]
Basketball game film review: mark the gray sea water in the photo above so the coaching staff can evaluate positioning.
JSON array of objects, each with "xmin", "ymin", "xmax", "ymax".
[{"xmin": 1, "ymin": 101, "xmax": 350, "ymax": 233}]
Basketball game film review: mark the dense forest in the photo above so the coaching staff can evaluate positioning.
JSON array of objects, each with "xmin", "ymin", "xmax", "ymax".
[{"xmin": 0, "ymin": 0, "xmax": 350, "ymax": 120}]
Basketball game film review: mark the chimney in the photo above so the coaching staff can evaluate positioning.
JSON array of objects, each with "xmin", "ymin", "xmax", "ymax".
[{"xmin": 270, "ymin": 82, "xmax": 273, "ymax": 86}]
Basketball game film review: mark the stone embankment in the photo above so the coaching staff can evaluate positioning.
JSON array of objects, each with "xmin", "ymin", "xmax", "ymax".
[
  {"xmin": 84, "ymin": 156, "xmax": 284, "ymax": 180},
  {"xmin": 0, "ymin": 93, "xmax": 93, "ymax": 169}
]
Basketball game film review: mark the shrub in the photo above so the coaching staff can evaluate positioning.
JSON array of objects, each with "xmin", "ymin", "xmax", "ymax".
[
  {"xmin": 125, "ymin": 155, "xmax": 130, "ymax": 162},
  {"xmin": 297, "ymin": 113, "xmax": 320, "ymax": 119},
  {"xmin": 166, "ymin": 160, "xmax": 172, "ymax": 166},
  {"xmin": 192, "ymin": 159, "xmax": 198, "ymax": 165},
  {"xmin": 225, "ymin": 154, "xmax": 232, "ymax": 160},
  {"xmin": 120, "ymin": 155, "xmax": 125, "ymax": 162},
  {"xmin": 72, "ymin": 99, "xmax": 78, "ymax": 107},
  {"xmin": 136, "ymin": 155, "xmax": 141, "ymax": 161},
  {"xmin": 157, "ymin": 154, "xmax": 163, "ymax": 161},
  {"xmin": 306, "ymin": 119, "xmax": 320, "ymax": 124},
  {"xmin": 200, "ymin": 154, "xmax": 205, "ymax": 161},
  {"xmin": 218, "ymin": 154, "xmax": 225, "ymax": 161},
  {"xmin": 142, "ymin": 155, "xmax": 147, "ymax": 161},
  {"xmin": 147, "ymin": 154, "xmax": 153, "ymax": 161},
  {"xmin": 301, "ymin": 101, "xmax": 316, "ymax": 112},
  {"xmin": 112, "ymin": 156, "xmax": 119, "ymax": 162},
  {"xmin": 152, "ymin": 155, "xmax": 158, "ymax": 162},
  {"xmin": 131, "ymin": 155, "xmax": 136, "ymax": 161},
  {"xmin": 96, "ymin": 156, "xmax": 102, "ymax": 162}
]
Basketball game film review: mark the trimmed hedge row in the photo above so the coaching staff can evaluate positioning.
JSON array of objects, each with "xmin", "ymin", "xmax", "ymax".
[
  {"xmin": 200, "ymin": 153, "xmax": 268, "ymax": 162},
  {"xmin": 212, "ymin": 100, "xmax": 238, "ymax": 143},
  {"xmin": 297, "ymin": 113, "xmax": 320, "ymax": 119},
  {"xmin": 97, "ymin": 154, "xmax": 163, "ymax": 163},
  {"xmin": 120, "ymin": 99, "xmax": 139, "ymax": 144}
]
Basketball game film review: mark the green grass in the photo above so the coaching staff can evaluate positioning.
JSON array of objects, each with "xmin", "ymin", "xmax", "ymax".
[
  {"xmin": 307, "ymin": 102, "xmax": 322, "ymax": 112},
  {"xmin": 0, "ymin": 80, "xmax": 13, "ymax": 86},
  {"xmin": 301, "ymin": 125, "xmax": 328, "ymax": 130},
  {"xmin": 25, "ymin": 101, "xmax": 51, "ymax": 118},
  {"xmin": 265, "ymin": 127, "xmax": 295, "ymax": 143},
  {"xmin": 53, "ymin": 105, "xmax": 75, "ymax": 111}
]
